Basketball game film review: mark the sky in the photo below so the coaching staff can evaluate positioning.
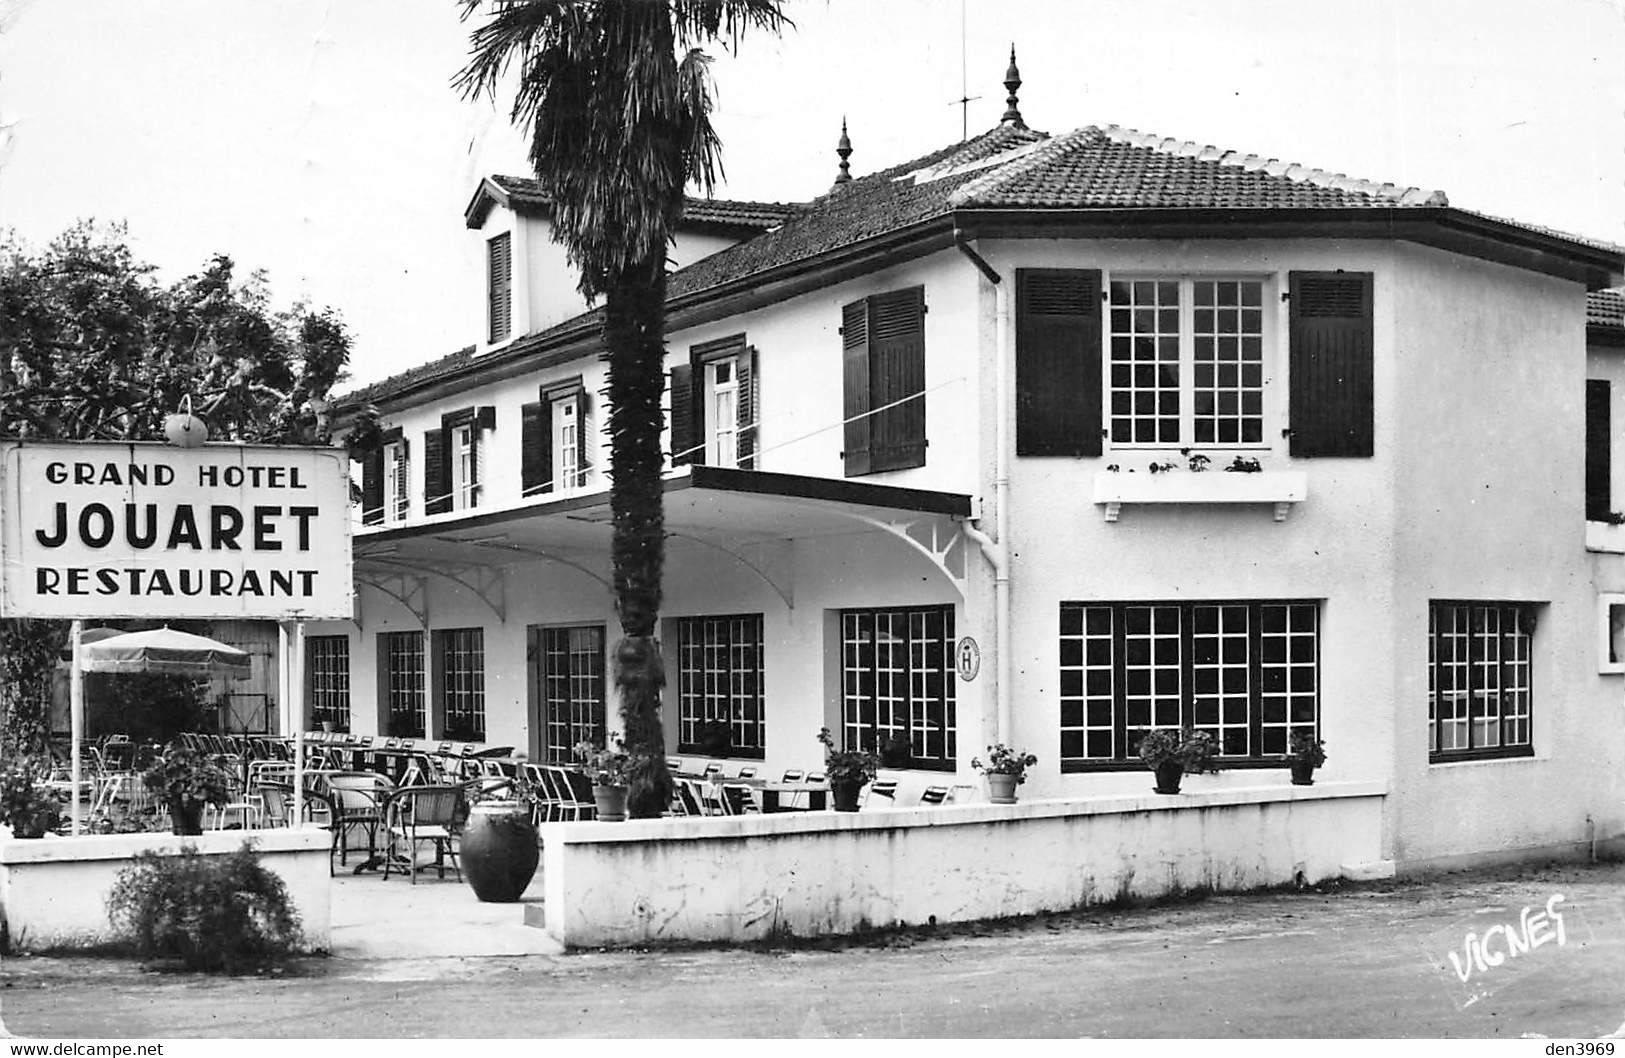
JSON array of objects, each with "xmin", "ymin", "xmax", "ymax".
[{"xmin": 1, "ymin": 0, "xmax": 1622, "ymax": 390}]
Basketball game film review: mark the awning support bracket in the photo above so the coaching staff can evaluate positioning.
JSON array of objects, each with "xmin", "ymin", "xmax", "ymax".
[
  {"xmin": 361, "ymin": 556, "xmax": 505, "ymax": 623},
  {"xmin": 356, "ymin": 570, "xmax": 430, "ymax": 628},
  {"xmin": 665, "ymin": 531, "xmax": 795, "ymax": 610}
]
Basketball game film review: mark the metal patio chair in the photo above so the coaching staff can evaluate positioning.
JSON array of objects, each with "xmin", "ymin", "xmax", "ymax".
[{"xmin": 382, "ymin": 785, "xmax": 463, "ymax": 884}]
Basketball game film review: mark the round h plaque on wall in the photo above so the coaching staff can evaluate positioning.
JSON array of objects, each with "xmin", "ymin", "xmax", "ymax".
[{"xmin": 955, "ymin": 636, "xmax": 981, "ymax": 682}]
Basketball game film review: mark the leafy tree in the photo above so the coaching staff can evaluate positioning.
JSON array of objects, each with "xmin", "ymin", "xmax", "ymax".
[
  {"xmin": 0, "ymin": 221, "xmax": 351, "ymax": 756},
  {"xmin": 457, "ymin": 0, "xmax": 787, "ymax": 817}
]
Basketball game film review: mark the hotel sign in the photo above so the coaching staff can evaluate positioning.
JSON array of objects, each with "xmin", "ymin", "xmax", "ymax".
[{"xmin": 0, "ymin": 441, "xmax": 353, "ymax": 620}]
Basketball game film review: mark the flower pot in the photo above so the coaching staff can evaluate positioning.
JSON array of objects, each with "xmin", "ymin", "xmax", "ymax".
[
  {"xmin": 11, "ymin": 808, "xmax": 56, "ymax": 839},
  {"xmin": 592, "ymin": 784, "xmax": 628, "ymax": 822},
  {"xmin": 460, "ymin": 801, "xmax": 539, "ymax": 903},
  {"xmin": 321, "ymin": 721, "xmax": 335, "ymax": 734},
  {"xmin": 830, "ymin": 778, "xmax": 864, "ymax": 812},
  {"xmin": 1153, "ymin": 760, "xmax": 1185, "ymax": 795},
  {"xmin": 987, "ymin": 773, "xmax": 1019, "ymax": 804},
  {"xmin": 169, "ymin": 799, "xmax": 204, "ymax": 836},
  {"xmin": 1289, "ymin": 761, "xmax": 1317, "ymax": 786}
]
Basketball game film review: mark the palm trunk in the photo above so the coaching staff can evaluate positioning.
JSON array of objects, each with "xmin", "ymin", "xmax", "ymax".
[{"xmin": 603, "ymin": 259, "xmax": 674, "ymax": 819}]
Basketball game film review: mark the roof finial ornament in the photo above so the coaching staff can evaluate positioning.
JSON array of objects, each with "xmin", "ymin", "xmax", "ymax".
[
  {"xmin": 1001, "ymin": 45, "xmax": 1025, "ymax": 128},
  {"xmin": 834, "ymin": 117, "xmax": 853, "ymax": 185}
]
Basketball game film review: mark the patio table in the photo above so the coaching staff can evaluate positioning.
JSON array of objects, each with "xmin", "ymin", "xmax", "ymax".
[{"xmin": 756, "ymin": 782, "xmax": 829, "ymax": 813}]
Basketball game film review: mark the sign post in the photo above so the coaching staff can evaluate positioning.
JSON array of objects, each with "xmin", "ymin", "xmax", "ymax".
[
  {"xmin": 0, "ymin": 440, "xmax": 353, "ymax": 835},
  {"xmin": 68, "ymin": 619, "xmax": 83, "ymax": 834}
]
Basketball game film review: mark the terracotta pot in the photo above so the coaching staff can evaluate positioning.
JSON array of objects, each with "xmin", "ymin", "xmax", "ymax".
[
  {"xmin": 592, "ymin": 784, "xmax": 628, "ymax": 822},
  {"xmin": 1153, "ymin": 760, "xmax": 1184, "ymax": 795},
  {"xmin": 460, "ymin": 802, "xmax": 539, "ymax": 902},
  {"xmin": 830, "ymin": 778, "xmax": 864, "ymax": 812},
  {"xmin": 1289, "ymin": 761, "xmax": 1317, "ymax": 786},
  {"xmin": 169, "ymin": 799, "xmax": 204, "ymax": 836},
  {"xmin": 987, "ymin": 773, "xmax": 1019, "ymax": 804}
]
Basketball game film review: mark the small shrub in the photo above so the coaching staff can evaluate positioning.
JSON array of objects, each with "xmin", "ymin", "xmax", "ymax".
[{"xmin": 107, "ymin": 840, "xmax": 303, "ymax": 972}]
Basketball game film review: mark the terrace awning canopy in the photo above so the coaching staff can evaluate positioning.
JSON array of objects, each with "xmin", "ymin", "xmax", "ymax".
[{"xmin": 352, "ymin": 465, "xmax": 975, "ymax": 617}]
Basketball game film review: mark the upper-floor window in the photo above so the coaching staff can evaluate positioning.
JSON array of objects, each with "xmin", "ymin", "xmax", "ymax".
[
  {"xmin": 521, "ymin": 380, "xmax": 592, "ymax": 498},
  {"xmin": 488, "ymin": 232, "xmax": 512, "ymax": 345},
  {"xmin": 1058, "ymin": 600, "xmax": 1319, "ymax": 770},
  {"xmin": 424, "ymin": 406, "xmax": 494, "ymax": 515},
  {"xmin": 670, "ymin": 337, "xmax": 758, "ymax": 469},
  {"xmin": 360, "ymin": 428, "xmax": 408, "ymax": 527},
  {"xmin": 1014, "ymin": 268, "xmax": 1372, "ymax": 460},
  {"xmin": 841, "ymin": 289, "xmax": 926, "ymax": 476},
  {"xmin": 1429, "ymin": 601, "xmax": 1534, "ymax": 762},
  {"xmin": 383, "ymin": 439, "xmax": 408, "ymax": 523}
]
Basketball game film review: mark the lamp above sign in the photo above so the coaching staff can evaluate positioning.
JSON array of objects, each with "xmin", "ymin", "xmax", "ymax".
[{"xmin": 0, "ymin": 441, "xmax": 354, "ymax": 621}]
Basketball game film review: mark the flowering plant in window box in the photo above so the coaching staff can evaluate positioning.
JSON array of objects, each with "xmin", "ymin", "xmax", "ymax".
[
  {"xmin": 1286, "ymin": 732, "xmax": 1326, "ymax": 785},
  {"xmin": 972, "ymin": 744, "xmax": 1038, "ymax": 804},
  {"xmin": 1136, "ymin": 728, "xmax": 1220, "ymax": 795},
  {"xmin": 816, "ymin": 727, "xmax": 877, "ymax": 811},
  {"xmin": 694, "ymin": 719, "xmax": 732, "ymax": 758}
]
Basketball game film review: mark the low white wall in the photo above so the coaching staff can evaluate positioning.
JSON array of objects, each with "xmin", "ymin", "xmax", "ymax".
[
  {"xmin": 0, "ymin": 829, "xmax": 331, "ymax": 953},
  {"xmin": 540, "ymin": 782, "xmax": 1387, "ymax": 947}
]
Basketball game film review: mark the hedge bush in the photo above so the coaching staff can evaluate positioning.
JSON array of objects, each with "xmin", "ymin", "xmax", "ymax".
[{"xmin": 106, "ymin": 840, "xmax": 303, "ymax": 972}]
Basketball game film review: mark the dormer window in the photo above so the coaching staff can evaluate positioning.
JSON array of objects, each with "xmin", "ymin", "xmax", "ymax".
[{"xmin": 488, "ymin": 232, "xmax": 512, "ymax": 345}]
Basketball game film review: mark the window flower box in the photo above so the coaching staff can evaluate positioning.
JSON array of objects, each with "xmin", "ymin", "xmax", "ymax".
[{"xmin": 1091, "ymin": 469, "xmax": 1308, "ymax": 522}]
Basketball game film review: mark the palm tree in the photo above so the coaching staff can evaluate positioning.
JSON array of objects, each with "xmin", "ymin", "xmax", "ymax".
[{"xmin": 457, "ymin": 0, "xmax": 787, "ymax": 818}]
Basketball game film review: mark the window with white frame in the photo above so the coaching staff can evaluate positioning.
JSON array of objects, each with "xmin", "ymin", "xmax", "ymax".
[
  {"xmin": 450, "ymin": 423, "xmax": 476, "ymax": 509},
  {"xmin": 381, "ymin": 631, "xmax": 425, "ymax": 737},
  {"xmin": 1059, "ymin": 600, "xmax": 1318, "ymax": 768},
  {"xmin": 435, "ymin": 627, "xmax": 485, "ymax": 742},
  {"xmin": 307, "ymin": 635, "xmax": 351, "ymax": 731},
  {"xmin": 554, "ymin": 396, "xmax": 580, "ymax": 491},
  {"xmin": 1429, "ymin": 601, "xmax": 1534, "ymax": 761},
  {"xmin": 383, "ymin": 441, "xmax": 408, "ymax": 523},
  {"xmin": 1108, "ymin": 277, "xmax": 1267, "ymax": 448},
  {"xmin": 677, "ymin": 614, "xmax": 765, "ymax": 758},
  {"xmin": 707, "ymin": 358, "xmax": 740, "ymax": 469},
  {"xmin": 840, "ymin": 606, "xmax": 955, "ymax": 769}
]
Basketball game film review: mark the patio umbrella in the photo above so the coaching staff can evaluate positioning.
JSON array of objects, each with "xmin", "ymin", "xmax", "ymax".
[
  {"xmin": 56, "ymin": 626, "xmax": 126, "ymax": 663},
  {"xmin": 79, "ymin": 626, "xmax": 251, "ymax": 678}
]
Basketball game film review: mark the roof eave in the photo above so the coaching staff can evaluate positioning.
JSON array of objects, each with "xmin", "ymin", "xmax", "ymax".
[{"xmin": 954, "ymin": 206, "xmax": 1624, "ymax": 289}]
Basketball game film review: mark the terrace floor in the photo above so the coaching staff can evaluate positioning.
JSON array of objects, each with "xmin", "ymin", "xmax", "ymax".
[{"xmin": 328, "ymin": 863, "xmax": 557, "ymax": 958}]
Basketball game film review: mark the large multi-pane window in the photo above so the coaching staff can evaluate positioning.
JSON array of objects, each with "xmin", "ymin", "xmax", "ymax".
[
  {"xmin": 1108, "ymin": 277, "xmax": 1266, "ymax": 447},
  {"xmin": 1429, "ymin": 602, "xmax": 1534, "ymax": 761},
  {"xmin": 435, "ymin": 627, "xmax": 485, "ymax": 741},
  {"xmin": 381, "ymin": 631, "xmax": 425, "ymax": 737},
  {"xmin": 677, "ymin": 615, "xmax": 765, "ymax": 757},
  {"xmin": 840, "ymin": 606, "xmax": 955, "ymax": 768},
  {"xmin": 541, "ymin": 625, "xmax": 606, "ymax": 761},
  {"xmin": 306, "ymin": 635, "xmax": 351, "ymax": 731},
  {"xmin": 1059, "ymin": 601, "xmax": 1318, "ymax": 768}
]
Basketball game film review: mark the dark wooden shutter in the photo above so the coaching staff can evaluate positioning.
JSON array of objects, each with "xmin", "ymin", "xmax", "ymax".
[
  {"xmin": 488, "ymin": 233, "xmax": 512, "ymax": 344},
  {"xmin": 868, "ymin": 288, "xmax": 927, "ymax": 472},
  {"xmin": 423, "ymin": 428, "xmax": 450, "ymax": 514},
  {"xmin": 521, "ymin": 401, "xmax": 552, "ymax": 497},
  {"xmin": 574, "ymin": 392, "xmax": 593, "ymax": 481},
  {"xmin": 1588, "ymin": 379, "xmax": 1612, "ymax": 521},
  {"xmin": 361, "ymin": 449, "xmax": 384, "ymax": 526},
  {"xmin": 1016, "ymin": 269, "xmax": 1102, "ymax": 456},
  {"xmin": 670, "ymin": 364, "xmax": 697, "ymax": 465},
  {"xmin": 1289, "ymin": 271, "xmax": 1374, "ymax": 457},
  {"xmin": 737, "ymin": 346, "xmax": 759, "ymax": 469},
  {"xmin": 841, "ymin": 299, "xmax": 872, "ymax": 476}
]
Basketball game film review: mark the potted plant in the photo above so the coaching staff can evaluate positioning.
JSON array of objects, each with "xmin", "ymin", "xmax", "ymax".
[
  {"xmin": 460, "ymin": 768, "xmax": 537, "ymax": 902},
  {"xmin": 971, "ymin": 744, "xmax": 1038, "ymax": 804},
  {"xmin": 877, "ymin": 733, "xmax": 913, "ymax": 769},
  {"xmin": 816, "ymin": 727, "xmax": 877, "ymax": 812},
  {"xmin": 694, "ymin": 719, "xmax": 732, "ymax": 759},
  {"xmin": 0, "ymin": 758, "xmax": 63, "ymax": 839},
  {"xmin": 1286, "ymin": 732, "xmax": 1327, "ymax": 786},
  {"xmin": 1136, "ymin": 727, "xmax": 1221, "ymax": 795},
  {"xmin": 575, "ymin": 738, "xmax": 631, "ymax": 823},
  {"xmin": 141, "ymin": 744, "xmax": 230, "ymax": 835}
]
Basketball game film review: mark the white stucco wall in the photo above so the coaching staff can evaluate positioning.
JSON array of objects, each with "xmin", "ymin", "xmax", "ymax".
[
  {"xmin": 0, "ymin": 829, "xmax": 331, "ymax": 953},
  {"xmin": 539, "ymin": 783, "xmax": 1386, "ymax": 947}
]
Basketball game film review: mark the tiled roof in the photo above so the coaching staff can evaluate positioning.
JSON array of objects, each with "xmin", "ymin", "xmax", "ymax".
[
  {"xmin": 949, "ymin": 125, "xmax": 1449, "ymax": 209},
  {"xmin": 1592, "ymin": 288, "xmax": 1625, "ymax": 330},
  {"xmin": 342, "ymin": 345, "xmax": 477, "ymax": 407},
  {"xmin": 487, "ymin": 174, "xmax": 801, "ymax": 231},
  {"xmin": 345, "ymin": 119, "xmax": 1620, "ymax": 407}
]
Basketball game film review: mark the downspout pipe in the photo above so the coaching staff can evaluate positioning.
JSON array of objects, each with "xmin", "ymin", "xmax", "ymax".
[{"xmin": 953, "ymin": 229, "xmax": 1012, "ymax": 746}]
